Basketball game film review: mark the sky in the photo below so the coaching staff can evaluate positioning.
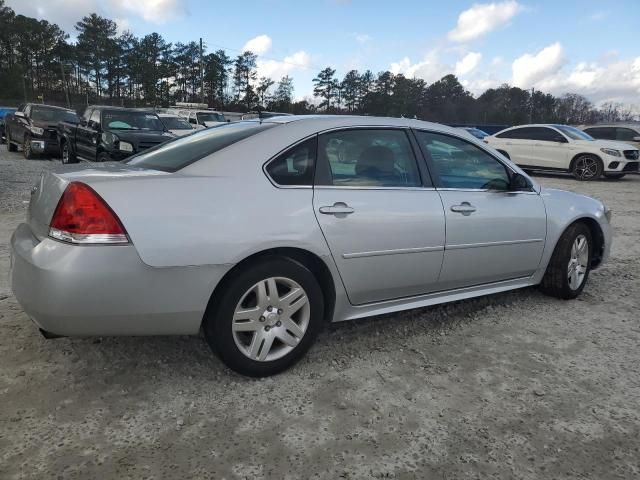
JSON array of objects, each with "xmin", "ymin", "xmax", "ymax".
[{"xmin": 7, "ymin": 0, "xmax": 640, "ymax": 109}]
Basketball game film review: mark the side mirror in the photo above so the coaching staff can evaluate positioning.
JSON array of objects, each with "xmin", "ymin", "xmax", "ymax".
[
  {"xmin": 88, "ymin": 120, "xmax": 99, "ymax": 130},
  {"xmin": 510, "ymin": 172, "xmax": 531, "ymax": 192},
  {"xmin": 14, "ymin": 111, "xmax": 25, "ymax": 118},
  {"xmin": 633, "ymin": 136, "xmax": 640, "ymax": 142}
]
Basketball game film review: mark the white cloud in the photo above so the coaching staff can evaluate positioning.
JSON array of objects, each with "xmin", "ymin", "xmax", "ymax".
[
  {"xmin": 257, "ymin": 51, "xmax": 311, "ymax": 81},
  {"xmin": 448, "ymin": 0, "xmax": 522, "ymax": 43},
  {"xmin": 512, "ymin": 42, "xmax": 564, "ymax": 88},
  {"xmin": 5, "ymin": 0, "xmax": 187, "ymax": 32},
  {"xmin": 491, "ymin": 56, "xmax": 503, "ymax": 66},
  {"xmin": 114, "ymin": 18, "xmax": 130, "ymax": 35},
  {"xmin": 589, "ymin": 10, "xmax": 609, "ymax": 21},
  {"xmin": 109, "ymin": 0, "xmax": 186, "ymax": 24},
  {"xmin": 354, "ymin": 33, "xmax": 372, "ymax": 44},
  {"xmin": 455, "ymin": 52, "xmax": 482, "ymax": 76},
  {"xmin": 390, "ymin": 49, "xmax": 451, "ymax": 83},
  {"xmin": 242, "ymin": 34, "xmax": 273, "ymax": 56}
]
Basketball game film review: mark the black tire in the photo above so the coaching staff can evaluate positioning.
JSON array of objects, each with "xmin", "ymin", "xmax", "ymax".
[
  {"xmin": 204, "ymin": 257, "xmax": 324, "ymax": 377},
  {"xmin": 604, "ymin": 173, "xmax": 625, "ymax": 179},
  {"xmin": 61, "ymin": 141, "xmax": 77, "ymax": 164},
  {"xmin": 23, "ymin": 134, "xmax": 35, "ymax": 159},
  {"xmin": 571, "ymin": 154, "xmax": 603, "ymax": 181},
  {"xmin": 540, "ymin": 222, "xmax": 592, "ymax": 299},
  {"xmin": 96, "ymin": 152, "xmax": 110, "ymax": 162},
  {"xmin": 7, "ymin": 130, "xmax": 17, "ymax": 152}
]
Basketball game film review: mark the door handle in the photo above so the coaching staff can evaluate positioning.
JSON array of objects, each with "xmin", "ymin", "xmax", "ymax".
[
  {"xmin": 450, "ymin": 202, "xmax": 476, "ymax": 216},
  {"xmin": 319, "ymin": 202, "xmax": 355, "ymax": 215}
]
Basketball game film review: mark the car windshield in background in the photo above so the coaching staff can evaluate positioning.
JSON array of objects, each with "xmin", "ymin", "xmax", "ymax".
[
  {"xmin": 125, "ymin": 121, "xmax": 276, "ymax": 172},
  {"xmin": 31, "ymin": 107, "xmax": 74, "ymax": 122},
  {"xmin": 555, "ymin": 125, "xmax": 594, "ymax": 141},
  {"xmin": 197, "ymin": 112, "xmax": 225, "ymax": 123},
  {"xmin": 103, "ymin": 110, "xmax": 164, "ymax": 131},
  {"xmin": 161, "ymin": 116, "xmax": 192, "ymax": 130}
]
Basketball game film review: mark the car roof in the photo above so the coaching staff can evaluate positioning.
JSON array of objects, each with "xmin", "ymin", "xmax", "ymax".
[
  {"xmin": 88, "ymin": 105, "xmax": 156, "ymax": 112},
  {"xmin": 158, "ymin": 113, "xmax": 184, "ymax": 118},
  {"xmin": 29, "ymin": 104, "xmax": 74, "ymax": 112},
  {"xmin": 248, "ymin": 114, "xmax": 465, "ymax": 134},
  {"xmin": 582, "ymin": 123, "xmax": 640, "ymax": 129}
]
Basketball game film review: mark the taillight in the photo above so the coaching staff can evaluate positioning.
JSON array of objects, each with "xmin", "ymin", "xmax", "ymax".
[{"xmin": 49, "ymin": 182, "xmax": 129, "ymax": 244}]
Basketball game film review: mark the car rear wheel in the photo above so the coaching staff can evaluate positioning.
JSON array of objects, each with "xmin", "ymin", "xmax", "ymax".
[
  {"xmin": 572, "ymin": 155, "xmax": 602, "ymax": 181},
  {"xmin": 540, "ymin": 222, "xmax": 592, "ymax": 299},
  {"xmin": 604, "ymin": 173, "xmax": 625, "ymax": 179},
  {"xmin": 7, "ymin": 130, "xmax": 17, "ymax": 152},
  {"xmin": 204, "ymin": 257, "xmax": 324, "ymax": 377},
  {"xmin": 23, "ymin": 135, "xmax": 35, "ymax": 159}
]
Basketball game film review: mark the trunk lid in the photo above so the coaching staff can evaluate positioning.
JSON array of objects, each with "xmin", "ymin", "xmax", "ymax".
[{"xmin": 27, "ymin": 163, "xmax": 167, "ymax": 240}]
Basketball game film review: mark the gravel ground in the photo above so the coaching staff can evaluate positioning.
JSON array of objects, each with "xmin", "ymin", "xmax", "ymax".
[{"xmin": 1, "ymin": 147, "xmax": 639, "ymax": 479}]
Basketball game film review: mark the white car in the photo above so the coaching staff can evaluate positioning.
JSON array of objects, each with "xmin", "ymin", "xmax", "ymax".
[
  {"xmin": 158, "ymin": 114, "xmax": 196, "ymax": 137},
  {"xmin": 167, "ymin": 108, "xmax": 226, "ymax": 128},
  {"xmin": 486, "ymin": 124, "xmax": 640, "ymax": 180}
]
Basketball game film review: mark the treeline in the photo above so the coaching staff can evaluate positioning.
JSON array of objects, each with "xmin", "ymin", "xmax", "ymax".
[{"xmin": 0, "ymin": 0, "xmax": 636, "ymax": 124}]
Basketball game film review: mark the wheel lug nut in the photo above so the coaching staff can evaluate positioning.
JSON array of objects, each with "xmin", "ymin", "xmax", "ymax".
[
  {"xmin": 259, "ymin": 316, "xmax": 265, "ymax": 322},
  {"xmin": 276, "ymin": 321, "xmax": 281, "ymax": 327},
  {"xmin": 277, "ymin": 309, "xmax": 283, "ymax": 314},
  {"xmin": 267, "ymin": 306, "xmax": 273, "ymax": 312},
  {"xmin": 265, "ymin": 326, "xmax": 270, "ymax": 331}
]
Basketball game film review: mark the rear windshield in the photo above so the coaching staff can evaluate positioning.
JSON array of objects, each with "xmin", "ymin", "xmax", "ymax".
[
  {"xmin": 125, "ymin": 121, "xmax": 276, "ymax": 172},
  {"xmin": 161, "ymin": 116, "xmax": 192, "ymax": 130}
]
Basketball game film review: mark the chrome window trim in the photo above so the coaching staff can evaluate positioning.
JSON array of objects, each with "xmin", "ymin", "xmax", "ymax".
[
  {"xmin": 314, "ymin": 185, "xmax": 436, "ymax": 192},
  {"xmin": 436, "ymin": 187, "xmax": 538, "ymax": 195}
]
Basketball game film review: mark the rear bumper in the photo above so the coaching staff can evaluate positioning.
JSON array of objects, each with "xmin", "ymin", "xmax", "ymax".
[{"xmin": 10, "ymin": 223, "xmax": 229, "ymax": 336}]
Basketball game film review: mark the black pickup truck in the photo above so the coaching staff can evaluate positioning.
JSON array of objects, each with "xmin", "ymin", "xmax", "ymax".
[
  {"xmin": 58, "ymin": 106, "xmax": 174, "ymax": 163},
  {"xmin": 5, "ymin": 103, "xmax": 77, "ymax": 159}
]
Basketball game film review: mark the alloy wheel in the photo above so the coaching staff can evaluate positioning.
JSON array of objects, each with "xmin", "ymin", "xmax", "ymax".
[
  {"xmin": 232, "ymin": 276, "xmax": 310, "ymax": 362},
  {"xmin": 574, "ymin": 156, "xmax": 599, "ymax": 180},
  {"xmin": 568, "ymin": 234, "xmax": 589, "ymax": 290}
]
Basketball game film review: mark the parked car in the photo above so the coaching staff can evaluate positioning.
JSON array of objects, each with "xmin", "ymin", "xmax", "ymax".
[
  {"xmin": 458, "ymin": 126, "xmax": 489, "ymax": 140},
  {"xmin": 58, "ymin": 106, "xmax": 174, "ymax": 163},
  {"xmin": 158, "ymin": 113, "xmax": 196, "ymax": 136},
  {"xmin": 11, "ymin": 116, "xmax": 611, "ymax": 376},
  {"xmin": 0, "ymin": 106, "xmax": 17, "ymax": 143},
  {"xmin": 5, "ymin": 104, "xmax": 77, "ymax": 159},
  {"xmin": 580, "ymin": 124, "xmax": 640, "ymax": 150},
  {"xmin": 167, "ymin": 108, "xmax": 226, "ymax": 128},
  {"xmin": 486, "ymin": 124, "xmax": 639, "ymax": 180}
]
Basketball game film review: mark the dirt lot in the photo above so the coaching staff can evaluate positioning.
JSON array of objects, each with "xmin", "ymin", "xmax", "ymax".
[{"xmin": 0, "ymin": 147, "xmax": 639, "ymax": 480}]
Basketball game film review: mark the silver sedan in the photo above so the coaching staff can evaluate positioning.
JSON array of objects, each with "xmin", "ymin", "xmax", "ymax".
[{"xmin": 10, "ymin": 116, "xmax": 612, "ymax": 376}]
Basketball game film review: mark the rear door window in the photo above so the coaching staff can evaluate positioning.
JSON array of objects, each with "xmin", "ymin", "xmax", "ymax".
[
  {"xmin": 125, "ymin": 121, "xmax": 275, "ymax": 172},
  {"xmin": 316, "ymin": 129, "xmax": 422, "ymax": 187}
]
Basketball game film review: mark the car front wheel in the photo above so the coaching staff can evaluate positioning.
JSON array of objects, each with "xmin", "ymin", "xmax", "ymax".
[
  {"xmin": 540, "ymin": 222, "xmax": 592, "ymax": 299},
  {"xmin": 572, "ymin": 155, "xmax": 602, "ymax": 181},
  {"xmin": 204, "ymin": 257, "xmax": 324, "ymax": 377},
  {"xmin": 23, "ymin": 135, "xmax": 35, "ymax": 159}
]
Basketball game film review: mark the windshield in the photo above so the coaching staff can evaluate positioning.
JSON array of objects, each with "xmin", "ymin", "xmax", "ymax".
[
  {"xmin": 555, "ymin": 125, "xmax": 594, "ymax": 141},
  {"xmin": 196, "ymin": 112, "xmax": 225, "ymax": 123},
  {"xmin": 31, "ymin": 107, "xmax": 75, "ymax": 122},
  {"xmin": 103, "ymin": 110, "xmax": 164, "ymax": 131},
  {"xmin": 161, "ymin": 116, "xmax": 193, "ymax": 130},
  {"xmin": 125, "ymin": 121, "xmax": 275, "ymax": 172}
]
